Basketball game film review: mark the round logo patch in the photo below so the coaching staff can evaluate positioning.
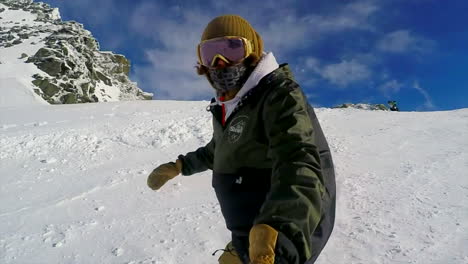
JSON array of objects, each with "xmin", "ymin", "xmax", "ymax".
[{"xmin": 228, "ymin": 115, "xmax": 249, "ymax": 143}]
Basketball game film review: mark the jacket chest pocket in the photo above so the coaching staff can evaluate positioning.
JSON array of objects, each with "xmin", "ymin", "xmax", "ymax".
[{"xmin": 225, "ymin": 115, "xmax": 250, "ymax": 144}]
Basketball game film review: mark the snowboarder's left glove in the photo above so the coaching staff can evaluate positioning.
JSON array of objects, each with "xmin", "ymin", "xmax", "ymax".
[
  {"xmin": 249, "ymin": 224, "xmax": 278, "ymax": 264},
  {"xmin": 147, "ymin": 159, "xmax": 182, "ymax": 190}
]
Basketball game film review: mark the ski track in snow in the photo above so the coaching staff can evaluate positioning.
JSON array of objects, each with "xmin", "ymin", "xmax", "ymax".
[{"xmin": 1, "ymin": 102, "xmax": 468, "ymax": 264}]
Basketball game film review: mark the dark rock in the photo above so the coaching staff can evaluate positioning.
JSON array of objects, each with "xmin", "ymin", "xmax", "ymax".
[
  {"xmin": 81, "ymin": 82, "xmax": 91, "ymax": 95},
  {"xmin": 59, "ymin": 82, "xmax": 74, "ymax": 91},
  {"xmin": 32, "ymin": 74, "xmax": 43, "ymax": 80},
  {"xmin": 33, "ymin": 89, "xmax": 41, "ymax": 96},
  {"xmin": 32, "ymin": 79, "xmax": 60, "ymax": 97},
  {"xmin": 117, "ymin": 75, "xmax": 128, "ymax": 83},
  {"xmin": 95, "ymin": 71, "xmax": 112, "ymax": 86},
  {"xmin": 60, "ymin": 62, "xmax": 71, "ymax": 75},
  {"xmin": 61, "ymin": 46, "xmax": 69, "ymax": 56},
  {"xmin": 111, "ymin": 54, "xmax": 130, "ymax": 75},
  {"xmin": 36, "ymin": 58, "xmax": 63, "ymax": 76},
  {"xmin": 30, "ymin": 47, "xmax": 58, "ymax": 59},
  {"xmin": 85, "ymin": 61, "xmax": 93, "ymax": 72},
  {"xmin": 139, "ymin": 92, "xmax": 153, "ymax": 100},
  {"xmin": 61, "ymin": 93, "xmax": 77, "ymax": 104},
  {"xmin": 10, "ymin": 27, "xmax": 21, "ymax": 33},
  {"xmin": 375, "ymin": 104, "xmax": 389, "ymax": 111},
  {"xmin": 65, "ymin": 59, "xmax": 75, "ymax": 70},
  {"xmin": 83, "ymin": 37, "xmax": 98, "ymax": 50},
  {"xmin": 80, "ymin": 95, "xmax": 94, "ymax": 103},
  {"xmin": 18, "ymin": 33, "xmax": 29, "ymax": 39}
]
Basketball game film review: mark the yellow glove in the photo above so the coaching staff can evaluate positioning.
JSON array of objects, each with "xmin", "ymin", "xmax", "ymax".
[
  {"xmin": 147, "ymin": 159, "xmax": 182, "ymax": 190},
  {"xmin": 249, "ymin": 224, "xmax": 278, "ymax": 264},
  {"xmin": 217, "ymin": 241, "xmax": 243, "ymax": 264}
]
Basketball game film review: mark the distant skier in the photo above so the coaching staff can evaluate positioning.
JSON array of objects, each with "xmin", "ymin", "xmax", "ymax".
[
  {"xmin": 388, "ymin": 100, "xmax": 399, "ymax": 111},
  {"xmin": 147, "ymin": 15, "xmax": 336, "ymax": 264}
]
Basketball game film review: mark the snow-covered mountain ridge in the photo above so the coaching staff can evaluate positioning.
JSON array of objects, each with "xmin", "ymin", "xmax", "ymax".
[
  {"xmin": 1, "ymin": 99, "xmax": 467, "ymax": 263},
  {"xmin": 0, "ymin": 0, "xmax": 152, "ymax": 104}
]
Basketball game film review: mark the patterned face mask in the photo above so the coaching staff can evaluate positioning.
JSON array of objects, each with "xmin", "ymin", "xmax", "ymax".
[{"xmin": 207, "ymin": 62, "xmax": 253, "ymax": 92}]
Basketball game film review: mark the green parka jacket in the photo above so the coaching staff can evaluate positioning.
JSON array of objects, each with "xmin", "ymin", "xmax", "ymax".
[{"xmin": 178, "ymin": 64, "xmax": 335, "ymax": 263}]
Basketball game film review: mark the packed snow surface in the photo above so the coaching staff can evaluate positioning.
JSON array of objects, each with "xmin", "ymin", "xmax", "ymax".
[{"xmin": 0, "ymin": 101, "xmax": 467, "ymax": 264}]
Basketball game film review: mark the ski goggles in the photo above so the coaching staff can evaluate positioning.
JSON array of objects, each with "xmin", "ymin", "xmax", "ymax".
[{"xmin": 197, "ymin": 36, "xmax": 253, "ymax": 68}]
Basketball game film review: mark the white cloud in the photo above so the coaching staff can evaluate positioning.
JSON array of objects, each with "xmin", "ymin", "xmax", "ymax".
[
  {"xmin": 413, "ymin": 81, "xmax": 435, "ymax": 109},
  {"xmin": 133, "ymin": 47, "xmax": 212, "ymax": 100},
  {"xmin": 260, "ymin": 1, "xmax": 378, "ymax": 56},
  {"xmin": 298, "ymin": 56, "xmax": 374, "ymax": 88},
  {"xmin": 129, "ymin": 2, "xmax": 213, "ymax": 100},
  {"xmin": 133, "ymin": 63, "xmax": 210, "ymax": 100},
  {"xmin": 378, "ymin": 80, "xmax": 403, "ymax": 97},
  {"xmin": 304, "ymin": 57, "xmax": 321, "ymax": 73},
  {"xmin": 310, "ymin": 1, "xmax": 378, "ymax": 32},
  {"xmin": 320, "ymin": 60, "xmax": 372, "ymax": 87},
  {"xmin": 377, "ymin": 30, "xmax": 435, "ymax": 53},
  {"xmin": 129, "ymin": 2, "xmax": 163, "ymax": 38}
]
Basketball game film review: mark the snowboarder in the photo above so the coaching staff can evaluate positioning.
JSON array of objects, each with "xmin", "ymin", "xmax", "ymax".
[
  {"xmin": 147, "ymin": 15, "xmax": 336, "ymax": 264},
  {"xmin": 388, "ymin": 100, "xmax": 399, "ymax": 111}
]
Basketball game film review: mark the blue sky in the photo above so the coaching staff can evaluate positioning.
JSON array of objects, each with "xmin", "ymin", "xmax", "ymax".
[{"xmin": 41, "ymin": 0, "xmax": 468, "ymax": 111}]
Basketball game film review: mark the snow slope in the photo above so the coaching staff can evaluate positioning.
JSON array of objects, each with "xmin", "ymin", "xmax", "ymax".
[
  {"xmin": 0, "ymin": 101, "xmax": 467, "ymax": 264},
  {"xmin": 0, "ymin": 2, "xmax": 50, "ymax": 106},
  {"xmin": 0, "ymin": 78, "xmax": 47, "ymax": 107}
]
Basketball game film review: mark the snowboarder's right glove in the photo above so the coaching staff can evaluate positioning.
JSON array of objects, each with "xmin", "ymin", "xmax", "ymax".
[
  {"xmin": 147, "ymin": 160, "xmax": 182, "ymax": 190},
  {"xmin": 249, "ymin": 224, "xmax": 278, "ymax": 264}
]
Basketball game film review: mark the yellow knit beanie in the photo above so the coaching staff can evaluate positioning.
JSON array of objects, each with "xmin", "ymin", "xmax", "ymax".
[{"xmin": 201, "ymin": 15, "xmax": 263, "ymax": 62}]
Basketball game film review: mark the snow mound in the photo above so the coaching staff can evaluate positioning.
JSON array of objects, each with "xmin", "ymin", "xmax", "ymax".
[{"xmin": 0, "ymin": 78, "xmax": 47, "ymax": 107}]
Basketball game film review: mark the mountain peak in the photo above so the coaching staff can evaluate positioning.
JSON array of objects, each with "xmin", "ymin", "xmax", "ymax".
[{"xmin": 0, "ymin": 0, "xmax": 153, "ymax": 104}]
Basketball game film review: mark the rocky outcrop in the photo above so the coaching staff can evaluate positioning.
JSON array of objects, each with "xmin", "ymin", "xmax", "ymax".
[
  {"xmin": 333, "ymin": 103, "xmax": 389, "ymax": 111},
  {"xmin": 0, "ymin": 0, "xmax": 153, "ymax": 104}
]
